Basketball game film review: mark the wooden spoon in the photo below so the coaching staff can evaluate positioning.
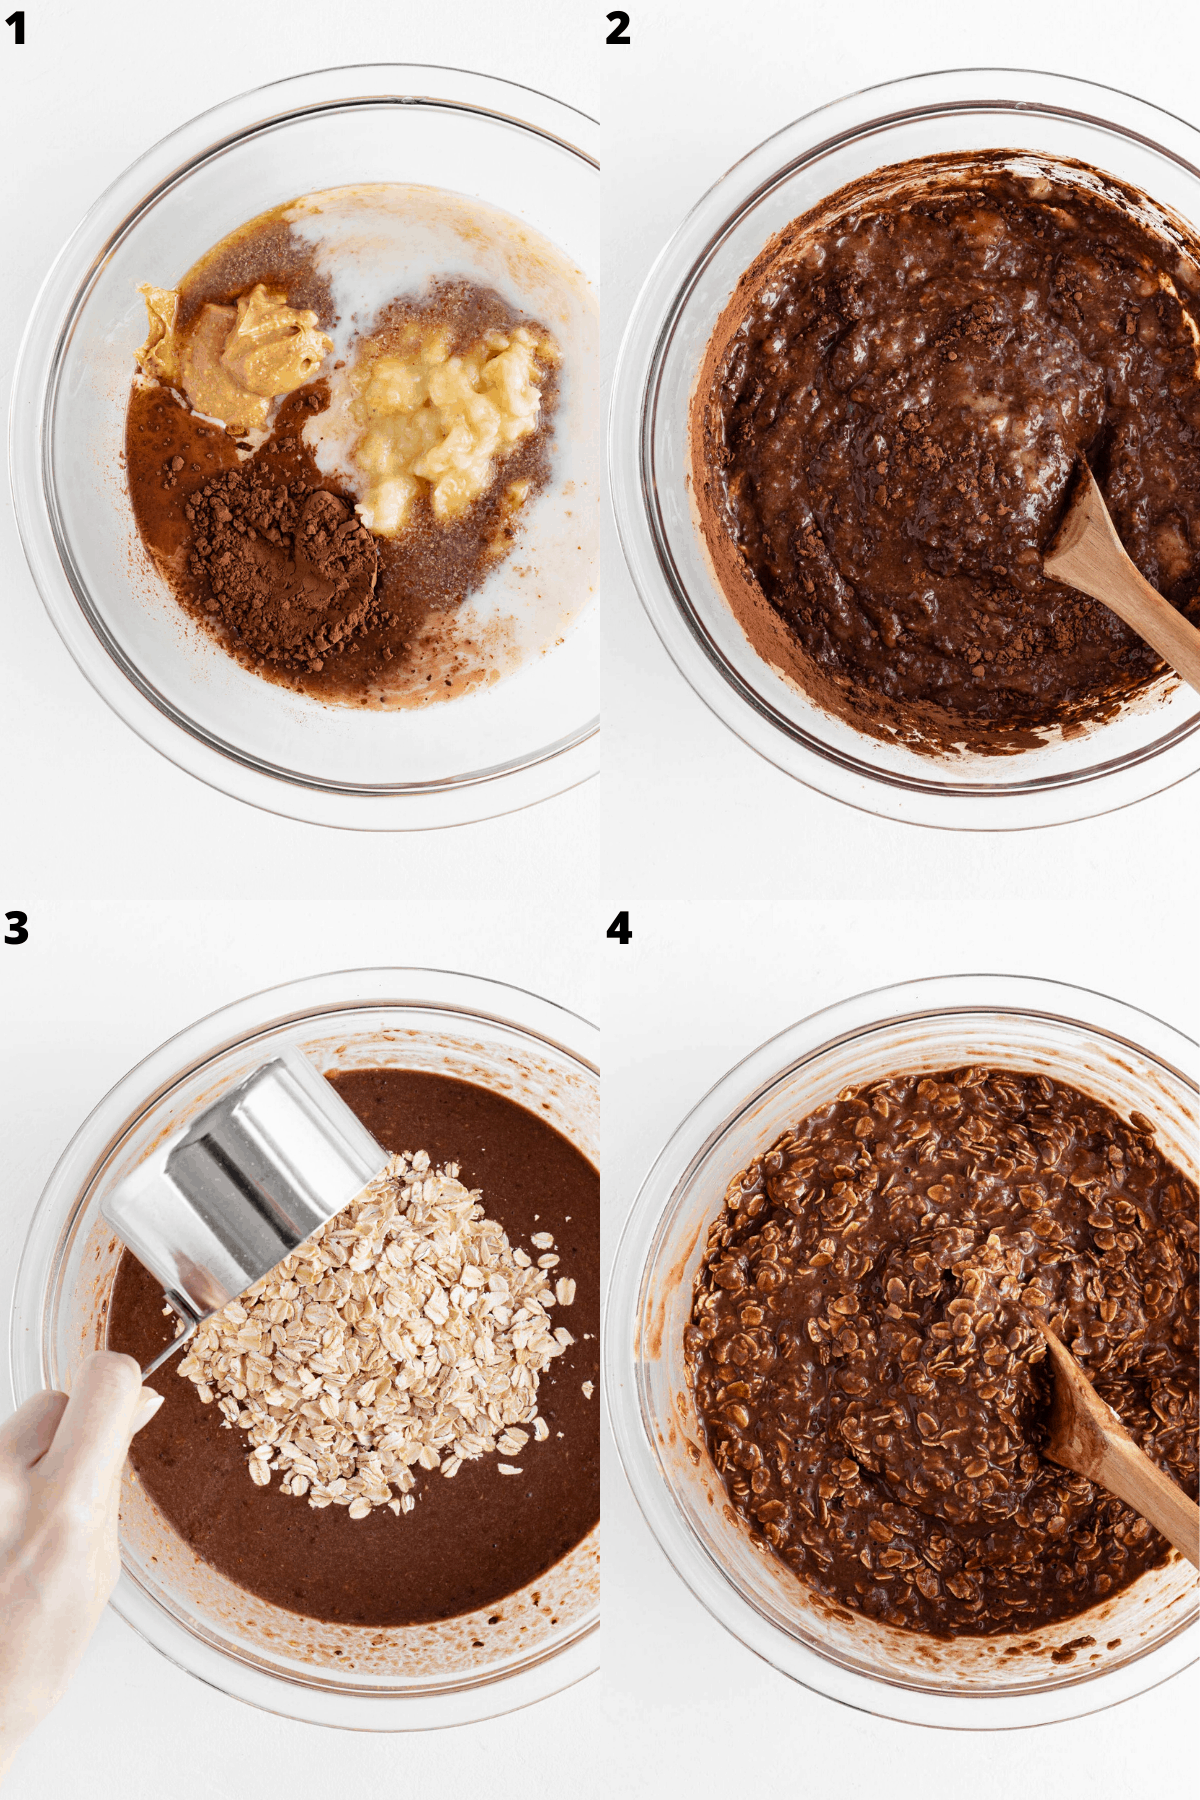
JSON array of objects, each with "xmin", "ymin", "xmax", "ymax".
[
  {"xmin": 1035, "ymin": 1315, "xmax": 1199, "ymax": 1569},
  {"xmin": 1043, "ymin": 462, "xmax": 1200, "ymax": 698}
]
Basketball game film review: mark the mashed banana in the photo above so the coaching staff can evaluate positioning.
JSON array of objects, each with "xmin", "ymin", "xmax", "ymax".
[{"xmin": 349, "ymin": 323, "xmax": 554, "ymax": 536}]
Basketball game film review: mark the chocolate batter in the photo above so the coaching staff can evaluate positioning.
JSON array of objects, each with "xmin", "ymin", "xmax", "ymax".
[
  {"xmin": 686, "ymin": 1068, "xmax": 1197, "ymax": 1636},
  {"xmin": 125, "ymin": 205, "xmax": 557, "ymax": 704},
  {"xmin": 692, "ymin": 153, "xmax": 1200, "ymax": 752},
  {"xmin": 108, "ymin": 1070, "xmax": 598, "ymax": 1627}
]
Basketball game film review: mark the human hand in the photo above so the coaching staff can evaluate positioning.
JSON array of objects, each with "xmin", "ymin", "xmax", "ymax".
[{"xmin": 0, "ymin": 1352, "xmax": 163, "ymax": 1781}]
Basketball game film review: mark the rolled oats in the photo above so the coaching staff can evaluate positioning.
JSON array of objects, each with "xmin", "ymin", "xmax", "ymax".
[{"xmin": 177, "ymin": 1151, "xmax": 574, "ymax": 1515}]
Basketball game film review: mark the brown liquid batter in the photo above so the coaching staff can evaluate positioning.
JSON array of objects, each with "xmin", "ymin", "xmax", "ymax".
[
  {"xmin": 124, "ymin": 204, "xmax": 557, "ymax": 705},
  {"xmin": 692, "ymin": 153, "xmax": 1200, "ymax": 752},
  {"xmin": 108, "ymin": 1070, "xmax": 599, "ymax": 1627},
  {"xmin": 687, "ymin": 1068, "xmax": 1197, "ymax": 1636}
]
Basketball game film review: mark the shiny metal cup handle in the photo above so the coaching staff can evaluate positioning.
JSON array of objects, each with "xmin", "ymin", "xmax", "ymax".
[
  {"xmin": 141, "ymin": 1320, "xmax": 197, "ymax": 1380},
  {"xmin": 139, "ymin": 1287, "xmax": 204, "ymax": 1378}
]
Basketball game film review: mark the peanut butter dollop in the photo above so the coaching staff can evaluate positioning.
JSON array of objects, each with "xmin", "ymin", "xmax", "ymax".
[
  {"xmin": 134, "ymin": 284, "xmax": 181, "ymax": 384},
  {"xmin": 135, "ymin": 282, "xmax": 332, "ymax": 433}
]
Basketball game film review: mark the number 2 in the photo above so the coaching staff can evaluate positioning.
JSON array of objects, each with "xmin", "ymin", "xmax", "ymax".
[{"xmin": 606, "ymin": 11, "xmax": 630, "ymax": 44}]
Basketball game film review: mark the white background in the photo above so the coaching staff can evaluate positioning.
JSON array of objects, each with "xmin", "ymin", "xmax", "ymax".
[
  {"xmin": 602, "ymin": 2, "xmax": 1198, "ymax": 1798},
  {"xmin": 1, "ymin": 1, "xmax": 1197, "ymax": 1796},
  {"xmin": 0, "ymin": 4, "xmax": 597, "ymax": 1796}
]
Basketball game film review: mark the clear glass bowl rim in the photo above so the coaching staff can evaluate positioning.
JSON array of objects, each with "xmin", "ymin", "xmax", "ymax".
[
  {"xmin": 10, "ymin": 966, "xmax": 599, "ymax": 1730},
  {"xmin": 608, "ymin": 66, "xmax": 1200, "ymax": 832},
  {"xmin": 9, "ymin": 63, "xmax": 600, "ymax": 833},
  {"xmin": 604, "ymin": 971, "xmax": 1199, "ymax": 1729}
]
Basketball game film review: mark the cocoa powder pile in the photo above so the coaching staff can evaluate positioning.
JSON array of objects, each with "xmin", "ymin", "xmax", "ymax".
[{"xmin": 185, "ymin": 465, "xmax": 378, "ymax": 672}]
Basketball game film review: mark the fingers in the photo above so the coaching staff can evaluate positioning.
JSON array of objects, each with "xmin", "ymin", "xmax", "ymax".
[
  {"xmin": 0, "ymin": 1390, "xmax": 69, "ymax": 1468},
  {"xmin": 131, "ymin": 1389, "xmax": 165, "ymax": 1435},
  {"xmin": 38, "ymin": 1352, "xmax": 146, "ymax": 1510}
]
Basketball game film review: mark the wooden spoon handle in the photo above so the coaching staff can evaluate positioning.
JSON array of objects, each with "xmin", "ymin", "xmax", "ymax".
[
  {"xmin": 1094, "ymin": 1431, "xmax": 1200, "ymax": 1568},
  {"xmin": 1045, "ymin": 487, "xmax": 1200, "ymax": 697}
]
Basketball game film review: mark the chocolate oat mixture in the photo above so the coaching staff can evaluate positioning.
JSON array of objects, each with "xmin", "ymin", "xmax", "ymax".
[
  {"xmin": 686, "ymin": 1068, "xmax": 1197, "ymax": 1636},
  {"xmin": 693, "ymin": 153, "xmax": 1200, "ymax": 752},
  {"xmin": 125, "ymin": 208, "xmax": 557, "ymax": 704}
]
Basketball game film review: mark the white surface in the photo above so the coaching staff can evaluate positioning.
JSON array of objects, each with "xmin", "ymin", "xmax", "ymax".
[
  {"xmin": 0, "ymin": 3, "xmax": 597, "ymax": 1794},
  {"xmin": 3, "ymin": 0, "xmax": 1199, "ymax": 1794},
  {"xmin": 601, "ymin": 0, "xmax": 1198, "ymax": 1794}
]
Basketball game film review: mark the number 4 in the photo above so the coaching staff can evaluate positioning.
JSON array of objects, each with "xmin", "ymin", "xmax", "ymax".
[{"xmin": 606, "ymin": 910, "xmax": 632, "ymax": 946}]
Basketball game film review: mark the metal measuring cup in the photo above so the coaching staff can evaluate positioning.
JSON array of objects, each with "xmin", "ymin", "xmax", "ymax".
[{"xmin": 102, "ymin": 1051, "xmax": 389, "ymax": 1377}]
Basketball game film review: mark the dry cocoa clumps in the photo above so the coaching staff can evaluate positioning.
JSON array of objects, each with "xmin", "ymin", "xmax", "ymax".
[{"xmin": 186, "ymin": 465, "xmax": 378, "ymax": 671}]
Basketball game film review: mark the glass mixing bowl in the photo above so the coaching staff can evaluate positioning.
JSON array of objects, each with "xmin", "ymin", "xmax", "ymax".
[
  {"xmin": 10, "ymin": 968, "xmax": 599, "ymax": 1729},
  {"xmin": 10, "ymin": 65, "xmax": 598, "ymax": 831},
  {"xmin": 605, "ymin": 974, "xmax": 1198, "ymax": 1728},
  {"xmin": 609, "ymin": 69, "xmax": 1200, "ymax": 830}
]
